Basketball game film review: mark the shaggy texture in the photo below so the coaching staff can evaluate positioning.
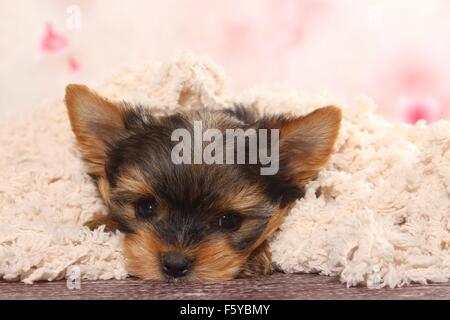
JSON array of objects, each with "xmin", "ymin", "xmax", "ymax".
[{"xmin": 1, "ymin": 53, "xmax": 449, "ymax": 287}]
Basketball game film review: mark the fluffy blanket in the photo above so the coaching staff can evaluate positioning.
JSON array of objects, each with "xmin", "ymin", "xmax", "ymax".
[{"xmin": 1, "ymin": 53, "xmax": 449, "ymax": 287}]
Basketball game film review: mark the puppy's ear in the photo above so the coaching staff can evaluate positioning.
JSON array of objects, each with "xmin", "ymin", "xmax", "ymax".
[
  {"xmin": 65, "ymin": 84, "xmax": 126, "ymax": 177},
  {"xmin": 280, "ymin": 106, "xmax": 341, "ymax": 186},
  {"xmin": 263, "ymin": 106, "xmax": 342, "ymax": 189}
]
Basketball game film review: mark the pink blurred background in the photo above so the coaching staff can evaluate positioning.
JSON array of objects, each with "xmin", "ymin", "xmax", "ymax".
[{"xmin": 1, "ymin": 0, "xmax": 449, "ymax": 122}]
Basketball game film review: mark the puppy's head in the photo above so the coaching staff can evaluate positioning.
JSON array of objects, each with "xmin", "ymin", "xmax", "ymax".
[{"xmin": 65, "ymin": 84, "xmax": 341, "ymax": 282}]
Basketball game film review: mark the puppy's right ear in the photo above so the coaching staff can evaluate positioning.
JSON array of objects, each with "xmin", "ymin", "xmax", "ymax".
[{"xmin": 65, "ymin": 84, "xmax": 126, "ymax": 177}]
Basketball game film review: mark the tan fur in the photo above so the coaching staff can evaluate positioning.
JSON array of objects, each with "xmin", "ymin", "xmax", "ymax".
[
  {"xmin": 84, "ymin": 212, "xmax": 118, "ymax": 231},
  {"xmin": 115, "ymin": 165, "xmax": 154, "ymax": 197},
  {"xmin": 65, "ymin": 84, "xmax": 126, "ymax": 177},
  {"xmin": 124, "ymin": 227, "xmax": 246, "ymax": 282},
  {"xmin": 239, "ymin": 241, "xmax": 273, "ymax": 277},
  {"xmin": 187, "ymin": 238, "xmax": 246, "ymax": 282},
  {"xmin": 220, "ymin": 183, "xmax": 268, "ymax": 213},
  {"xmin": 97, "ymin": 177, "xmax": 112, "ymax": 205},
  {"xmin": 250, "ymin": 206, "xmax": 291, "ymax": 252},
  {"xmin": 237, "ymin": 207, "xmax": 292, "ymax": 277},
  {"xmin": 280, "ymin": 106, "xmax": 342, "ymax": 187},
  {"xmin": 123, "ymin": 227, "xmax": 165, "ymax": 281}
]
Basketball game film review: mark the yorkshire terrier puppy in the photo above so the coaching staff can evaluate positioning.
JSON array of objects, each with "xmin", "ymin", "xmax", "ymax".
[{"xmin": 65, "ymin": 84, "xmax": 341, "ymax": 282}]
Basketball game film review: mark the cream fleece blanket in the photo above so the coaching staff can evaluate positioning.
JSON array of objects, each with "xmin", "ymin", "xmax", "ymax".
[{"xmin": 1, "ymin": 53, "xmax": 449, "ymax": 287}]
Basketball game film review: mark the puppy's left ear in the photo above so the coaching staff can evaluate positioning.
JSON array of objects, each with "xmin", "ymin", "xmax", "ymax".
[
  {"xmin": 279, "ymin": 106, "xmax": 341, "ymax": 187},
  {"xmin": 65, "ymin": 84, "xmax": 126, "ymax": 177},
  {"xmin": 262, "ymin": 106, "xmax": 342, "ymax": 192}
]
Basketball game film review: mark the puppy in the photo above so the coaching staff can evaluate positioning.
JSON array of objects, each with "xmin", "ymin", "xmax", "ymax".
[{"xmin": 65, "ymin": 84, "xmax": 341, "ymax": 282}]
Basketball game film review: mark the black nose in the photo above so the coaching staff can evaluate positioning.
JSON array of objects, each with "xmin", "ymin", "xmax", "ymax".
[{"xmin": 161, "ymin": 252, "xmax": 193, "ymax": 278}]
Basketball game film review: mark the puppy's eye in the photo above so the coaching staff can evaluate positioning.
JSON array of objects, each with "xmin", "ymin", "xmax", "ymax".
[
  {"xmin": 218, "ymin": 212, "xmax": 242, "ymax": 231},
  {"xmin": 135, "ymin": 198, "xmax": 156, "ymax": 219}
]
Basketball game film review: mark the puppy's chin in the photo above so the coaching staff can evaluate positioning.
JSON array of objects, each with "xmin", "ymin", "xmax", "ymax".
[{"xmin": 123, "ymin": 228, "xmax": 247, "ymax": 283}]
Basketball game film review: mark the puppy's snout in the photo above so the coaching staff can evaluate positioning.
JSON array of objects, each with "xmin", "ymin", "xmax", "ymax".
[{"xmin": 161, "ymin": 252, "xmax": 194, "ymax": 278}]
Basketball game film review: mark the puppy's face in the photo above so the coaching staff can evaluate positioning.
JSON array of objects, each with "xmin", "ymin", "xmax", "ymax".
[{"xmin": 65, "ymin": 84, "xmax": 341, "ymax": 282}]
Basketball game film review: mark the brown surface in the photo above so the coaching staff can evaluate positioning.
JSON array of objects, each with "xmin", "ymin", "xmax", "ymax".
[{"xmin": 1, "ymin": 273, "xmax": 449, "ymax": 300}]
